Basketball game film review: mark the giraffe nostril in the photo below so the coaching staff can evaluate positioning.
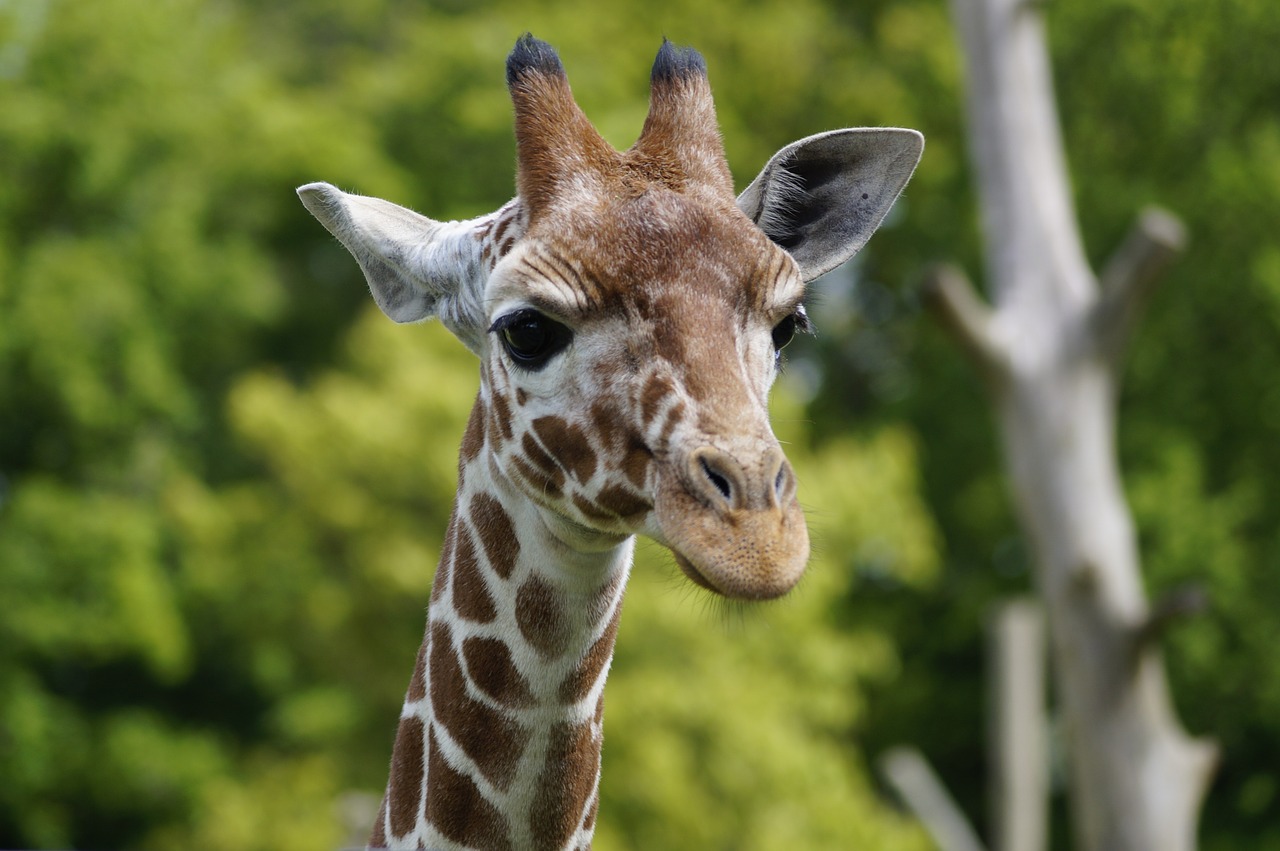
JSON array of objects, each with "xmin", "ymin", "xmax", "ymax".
[
  {"xmin": 701, "ymin": 457, "xmax": 733, "ymax": 502},
  {"xmin": 771, "ymin": 458, "xmax": 796, "ymax": 507}
]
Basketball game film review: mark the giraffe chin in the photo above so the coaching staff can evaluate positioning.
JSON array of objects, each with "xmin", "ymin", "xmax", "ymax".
[{"xmin": 661, "ymin": 505, "xmax": 810, "ymax": 601}]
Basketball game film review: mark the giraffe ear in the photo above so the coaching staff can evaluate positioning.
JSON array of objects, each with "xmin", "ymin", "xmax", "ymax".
[
  {"xmin": 737, "ymin": 128, "xmax": 924, "ymax": 282},
  {"xmin": 297, "ymin": 182, "xmax": 497, "ymax": 350}
]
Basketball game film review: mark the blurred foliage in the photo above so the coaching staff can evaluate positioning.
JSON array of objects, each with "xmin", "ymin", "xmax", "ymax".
[
  {"xmin": 0, "ymin": 0, "xmax": 943, "ymax": 847},
  {"xmin": 0, "ymin": 0, "xmax": 1276, "ymax": 849}
]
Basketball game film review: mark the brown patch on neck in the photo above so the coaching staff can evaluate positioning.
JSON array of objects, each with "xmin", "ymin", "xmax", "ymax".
[
  {"xmin": 515, "ymin": 576, "xmax": 572, "ymax": 658},
  {"xmin": 557, "ymin": 605, "xmax": 622, "ymax": 704},
  {"xmin": 572, "ymin": 493, "xmax": 618, "ymax": 524},
  {"xmin": 426, "ymin": 724, "xmax": 514, "ymax": 850},
  {"xmin": 463, "ymin": 636, "xmax": 537, "ymax": 709},
  {"xmin": 386, "ymin": 715, "xmax": 425, "ymax": 838},
  {"xmin": 621, "ymin": 438, "xmax": 654, "ymax": 489},
  {"xmin": 407, "ymin": 638, "xmax": 428, "ymax": 703},
  {"xmin": 451, "ymin": 521, "xmax": 498, "ymax": 623},
  {"xmin": 470, "ymin": 492, "xmax": 519, "ymax": 579},
  {"xmin": 429, "ymin": 620, "xmax": 525, "ymax": 789},
  {"xmin": 434, "ymin": 514, "xmax": 458, "ymax": 591},
  {"xmin": 460, "ymin": 395, "xmax": 487, "ymax": 466},
  {"xmin": 521, "ymin": 432, "xmax": 568, "ymax": 493},
  {"xmin": 530, "ymin": 720, "xmax": 601, "ymax": 849},
  {"xmin": 511, "ymin": 453, "xmax": 563, "ymax": 500},
  {"xmin": 489, "ymin": 389, "xmax": 515, "ymax": 446},
  {"xmin": 592, "ymin": 482, "xmax": 653, "ymax": 520}
]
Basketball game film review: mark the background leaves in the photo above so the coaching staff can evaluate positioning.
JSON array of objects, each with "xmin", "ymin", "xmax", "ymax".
[{"xmin": 1, "ymin": 0, "xmax": 1276, "ymax": 848}]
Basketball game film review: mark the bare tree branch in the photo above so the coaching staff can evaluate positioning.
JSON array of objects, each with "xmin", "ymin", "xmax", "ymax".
[
  {"xmin": 922, "ymin": 264, "xmax": 1007, "ymax": 378},
  {"xmin": 881, "ymin": 747, "xmax": 988, "ymax": 851},
  {"xmin": 1092, "ymin": 207, "xmax": 1188, "ymax": 363}
]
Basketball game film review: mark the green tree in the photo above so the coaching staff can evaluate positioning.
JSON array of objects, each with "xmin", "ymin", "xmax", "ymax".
[{"xmin": 0, "ymin": 0, "xmax": 393, "ymax": 845}]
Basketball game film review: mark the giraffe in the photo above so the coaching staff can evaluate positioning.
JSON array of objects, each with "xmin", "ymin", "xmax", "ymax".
[{"xmin": 298, "ymin": 34, "xmax": 921, "ymax": 851}]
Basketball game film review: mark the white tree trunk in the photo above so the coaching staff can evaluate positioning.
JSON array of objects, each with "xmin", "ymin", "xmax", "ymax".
[{"xmin": 935, "ymin": 0, "xmax": 1218, "ymax": 848}]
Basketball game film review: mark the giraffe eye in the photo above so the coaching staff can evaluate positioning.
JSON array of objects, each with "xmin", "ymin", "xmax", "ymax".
[
  {"xmin": 770, "ymin": 307, "xmax": 811, "ymax": 369},
  {"xmin": 771, "ymin": 315, "xmax": 798, "ymax": 351},
  {"xmin": 771, "ymin": 306, "xmax": 811, "ymax": 351},
  {"xmin": 492, "ymin": 309, "xmax": 573, "ymax": 370}
]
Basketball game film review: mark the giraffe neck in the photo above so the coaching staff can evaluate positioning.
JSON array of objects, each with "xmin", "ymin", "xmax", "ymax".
[{"xmin": 373, "ymin": 399, "xmax": 633, "ymax": 850}]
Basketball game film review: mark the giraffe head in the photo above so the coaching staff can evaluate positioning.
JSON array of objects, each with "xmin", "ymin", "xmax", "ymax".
[{"xmin": 299, "ymin": 35, "xmax": 921, "ymax": 600}]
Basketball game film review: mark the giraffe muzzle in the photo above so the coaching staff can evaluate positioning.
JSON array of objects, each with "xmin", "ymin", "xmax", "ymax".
[{"xmin": 655, "ymin": 442, "xmax": 809, "ymax": 600}]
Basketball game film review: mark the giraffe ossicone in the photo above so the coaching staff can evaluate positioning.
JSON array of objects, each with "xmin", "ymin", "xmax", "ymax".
[{"xmin": 299, "ymin": 33, "xmax": 921, "ymax": 851}]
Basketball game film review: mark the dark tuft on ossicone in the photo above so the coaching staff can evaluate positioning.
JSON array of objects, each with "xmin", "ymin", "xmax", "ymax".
[
  {"xmin": 507, "ymin": 33, "xmax": 565, "ymax": 86},
  {"xmin": 650, "ymin": 38, "xmax": 707, "ymax": 83}
]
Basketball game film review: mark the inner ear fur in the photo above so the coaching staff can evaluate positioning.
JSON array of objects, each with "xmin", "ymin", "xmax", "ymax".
[{"xmin": 737, "ymin": 128, "xmax": 924, "ymax": 282}]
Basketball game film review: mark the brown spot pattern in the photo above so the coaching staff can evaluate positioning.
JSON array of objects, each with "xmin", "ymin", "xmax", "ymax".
[
  {"xmin": 460, "ymin": 396, "xmax": 487, "ymax": 465},
  {"xmin": 530, "ymin": 721, "xmax": 600, "ymax": 850},
  {"xmin": 463, "ymin": 636, "xmax": 537, "ymax": 708},
  {"xmin": 558, "ymin": 606, "xmax": 621, "ymax": 703},
  {"xmin": 407, "ymin": 639, "xmax": 428, "ymax": 703},
  {"xmin": 493, "ymin": 208, "xmax": 514, "ymax": 251},
  {"xmin": 429, "ymin": 621, "xmax": 525, "ymax": 789},
  {"xmin": 387, "ymin": 715, "xmax": 426, "ymax": 837},
  {"xmin": 471, "ymin": 492, "xmax": 519, "ymax": 579},
  {"xmin": 572, "ymin": 493, "xmax": 616, "ymax": 524},
  {"xmin": 594, "ymin": 482, "xmax": 652, "ymax": 519},
  {"xmin": 452, "ymin": 523, "xmax": 498, "ymax": 623},
  {"xmin": 516, "ymin": 576, "xmax": 572, "ymax": 658},
  {"xmin": 589, "ymin": 401, "xmax": 623, "ymax": 451},
  {"xmin": 478, "ymin": 219, "xmax": 495, "ymax": 265},
  {"xmin": 620, "ymin": 438, "xmax": 653, "ymax": 489},
  {"xmin": 512, "ymin": 454, "xmax": 563, "ymax": 499},
  {"xmin": 426, "ymin": 725, "xmax": 514, "ymax": 851},
  {"xmin": 521, "ymin": 432, "xmax": 566, "ymax": 490},
  {"xmin": 434, "ymin": 515, "xmax": 458, "ymax": 592},
  {"xmin": 533, "ymin": 416, "xmax": 598, "ymax": 483},
  {"xmin": 490, "ymin": 390, "xmax": 514, "ymax": 443},
  {"xmin": 640, "ymin": 374, "xmax": 674, "ymax": 427},
  {"xmin": 658, "ymin": 400, "xmax": 687, "ymax": 442}
]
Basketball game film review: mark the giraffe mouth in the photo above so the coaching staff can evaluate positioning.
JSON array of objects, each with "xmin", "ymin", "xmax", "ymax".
[{"xmin": 671, "ymin": 549, "xmax": 720, "ymax": 593}]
